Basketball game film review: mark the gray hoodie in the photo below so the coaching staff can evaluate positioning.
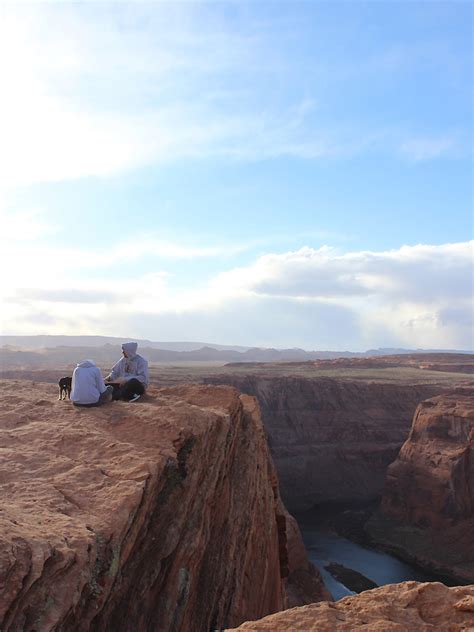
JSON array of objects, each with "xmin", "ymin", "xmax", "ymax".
[
  {"xmin": 108, "ymin": 342, "xmax": 149, "ymax": 386},
  {"xmin": 71, "ymin": 359, "xmax": 108, "ymax": 405}
]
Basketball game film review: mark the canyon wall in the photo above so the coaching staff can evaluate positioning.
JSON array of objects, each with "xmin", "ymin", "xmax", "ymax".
[
  {"xmin": 205, "ymin": 375, "xmax": 444, "ymax": 511},
  {"xmin": 0, "ymin": 380, "xmax": 326, "ymax": 632},
  {"xmin": 227, "ymin": 581, "xmax": 474, "ymax": 631},
  {"xmin": 368, "ymin": 391, "xmax": 474, "ymax": 582},
  {"xmin": 284, "ymin": 512, "xmax": 331, "ymax": 606}
]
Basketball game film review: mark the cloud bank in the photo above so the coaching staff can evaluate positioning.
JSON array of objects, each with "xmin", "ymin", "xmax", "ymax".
[{"xmin": 2, "ymin": 239, "xmax": 472, "ymax": 351}]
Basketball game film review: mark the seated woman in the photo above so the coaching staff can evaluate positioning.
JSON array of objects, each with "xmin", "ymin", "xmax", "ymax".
[
  {"xmin": 105, "ymin": 342, "xmax": 149, "ymax": 402},
  {"xmin": 71, "ymin": 359, "xmax": 113, "ymax": 407}
]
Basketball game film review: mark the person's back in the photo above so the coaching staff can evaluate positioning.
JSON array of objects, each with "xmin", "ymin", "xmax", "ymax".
[{"xmin": 71, "ymin": 359, "xmax": 112, "ymax": 406}]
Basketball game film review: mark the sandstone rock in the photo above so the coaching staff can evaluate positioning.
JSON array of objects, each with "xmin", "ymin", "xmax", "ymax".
[
  {"xmin": 284, "ymin": 512, "xmax": 332, "ymax": 606},
  {"xmin": 368, "ymin": 392, "xmax": 474, "ymax": 582},
  {"xmin": 204, "ymin": 375, "xmax": 445, "ymax": 510},
  {"xmin": 0, "ymin": 380, "xmax": 327, "ymax": 631},
  {"xmin": 227, "ymin": 581, "xmax": 474, "ymax": 630},
  {"xmin": 382, "ymin": 393, "xmax": 474, "ymax": 528}
]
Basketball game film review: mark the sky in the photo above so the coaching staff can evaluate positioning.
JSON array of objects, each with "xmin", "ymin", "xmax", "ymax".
[{"xmin": 0, "ymin": 0, "xmax": 472, "ymax": 351}]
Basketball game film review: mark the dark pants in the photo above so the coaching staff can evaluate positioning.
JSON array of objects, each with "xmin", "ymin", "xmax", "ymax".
[{"xmin": 109, "ymin": 378, "xmax": 145, "ymax": 401}]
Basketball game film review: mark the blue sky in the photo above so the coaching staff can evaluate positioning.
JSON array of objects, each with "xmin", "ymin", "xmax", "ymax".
[{"xmin": 0, "ymin": 1, "xmax": 472, "ymax": 350}]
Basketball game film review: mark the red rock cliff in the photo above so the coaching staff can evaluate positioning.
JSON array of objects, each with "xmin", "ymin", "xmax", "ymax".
[
  {"xmin": 205, "ymin": 376, "xmax": 443, "ymax": 510},
  {"xmin": 0, "ymin": 380, "xmax": 326, "ymax": 631},
  {"xmin": 227, "ymin": 581, "xmax": 474, "ymax": 631},
  {"xmin": 368, "ymin": 391, "xmax": 474, "ymax": 582}
]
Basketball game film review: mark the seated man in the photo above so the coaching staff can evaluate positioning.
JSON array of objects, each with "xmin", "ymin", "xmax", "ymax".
[
  {"xmin": 105, "ymin": 342, "xmax": 149, "ymax": 402},
  {"xmin": 71, "ymin": 359, "xmax": 113, "ymax": 407}
]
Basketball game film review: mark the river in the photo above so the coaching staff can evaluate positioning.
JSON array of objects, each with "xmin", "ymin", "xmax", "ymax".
[{"xmin": 295, "ymin": 506, "xmax": 441, "ymax": 601}]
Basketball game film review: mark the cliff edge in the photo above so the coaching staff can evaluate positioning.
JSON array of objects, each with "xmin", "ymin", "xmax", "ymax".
[
  {"xmin": 368, "ymin": 391, "xmax": 474, "ymax": 582},
  {"xmin": 0, "ymin": 380, "xmax": 326, "ymax": 631}
]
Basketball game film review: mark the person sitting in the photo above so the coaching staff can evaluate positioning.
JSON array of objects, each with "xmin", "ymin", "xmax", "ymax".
[
  {"xmin": 105, "ymin": 342, "xmax": 149, "ymax": 402},
  {"xmin": 71, "ymin": 359, "xmax": 113, "ymax": 407}
]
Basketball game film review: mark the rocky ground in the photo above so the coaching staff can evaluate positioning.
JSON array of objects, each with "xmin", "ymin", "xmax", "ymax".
[
  {"xmin": 0, "ymin": 379, "xmax": 326, "ymax": 631},
  {"xmin": 227, "ymin": 581, "xmax": 474, "ymax": 631}
]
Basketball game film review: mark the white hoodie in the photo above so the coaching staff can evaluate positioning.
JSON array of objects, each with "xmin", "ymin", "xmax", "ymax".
[
  {"xmin": 71, "ymin": 359, "xmax": 108, "ymax": 405},
  {"xmin": 108, "ymin": 342, "xmax": 149, "ymax": 386}
]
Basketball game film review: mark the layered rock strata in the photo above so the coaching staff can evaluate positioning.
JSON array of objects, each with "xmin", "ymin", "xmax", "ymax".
[
  {"xmin": 205, "ymin": 376, "xmax": 443, "ymax": 510},
  {"xmin": 0, "ymin": 380, "xmax": 326, "ymax": 631},
  {"xmin": 227, "ymin": 581, "xmax": 474, "ymax": 631},
  {"xmin": 368, "ymin": 392, "xmax": 474, "ymax": 582}
]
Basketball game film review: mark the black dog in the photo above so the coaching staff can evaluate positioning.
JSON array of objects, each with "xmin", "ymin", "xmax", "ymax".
[{"xmin": 58, "ymin": 376, "xmax": 72, "ymax": 400}]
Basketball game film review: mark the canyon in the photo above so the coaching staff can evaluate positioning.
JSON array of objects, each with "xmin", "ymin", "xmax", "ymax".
[
  {"xmin": 0, "ymin": 380, "xmax": 326, "ymax": 631},
  {"xmin": 203, "ymin": 371, "xmax": 457, "ymax": 511},
  {"xmin": 1, "ymin": 353, "xmax": 472, "ymax": 630},
  {"xmin": 203, "ymin": 361, "xmax": 473, "ymax": 595}
]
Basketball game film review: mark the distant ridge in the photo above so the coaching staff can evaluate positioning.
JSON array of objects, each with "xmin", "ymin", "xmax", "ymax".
[
  {"xmin": 0, "ymin": 335, "xmax": 250, "ymax": 353},
  {"xmin": 0, "ymin": 336, "xmax": 472, "ymax": 370}
]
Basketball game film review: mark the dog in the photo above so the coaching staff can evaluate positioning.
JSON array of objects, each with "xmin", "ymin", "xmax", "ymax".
[{"xmin": 58, "ymin": 376, "xmax": 72, "ymax": 400}]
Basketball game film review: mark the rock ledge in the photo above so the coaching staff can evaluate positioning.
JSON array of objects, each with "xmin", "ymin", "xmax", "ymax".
[{"xmin": 227, "ymin": 581, "xmax": 474, "ymax": 631}]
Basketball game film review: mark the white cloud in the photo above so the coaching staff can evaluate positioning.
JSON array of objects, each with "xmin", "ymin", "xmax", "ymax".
[
  {"xmin": 1, "ymin": 241, "xmax": 472, "ymax": 350},
  {"xmin": 0, "ymin": 204, "xmax": 251, "ymax": 299},
  {"xmin": 0, "ymin": 205, "xmax": 57, "ymax": 242},
  {"xmin": 9, "ymin": 288, "xmax": 123, "ymax": 305},
  {"xmin": 119, "ymin": 235, "xmax": 250, "ymax": 260},
  {"xmin": 206, "ymin": 242, "xmax": 473, "ymax": 304},
  {"xmin": 399, "ymin": 135, "xmax": 458, "ymax": 161}
]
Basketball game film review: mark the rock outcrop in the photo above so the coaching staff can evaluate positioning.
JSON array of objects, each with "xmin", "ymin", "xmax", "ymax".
[
  {"xmin": 368, "ymin": 392, "xmax": 474, "ymax": 582},
  {"xmin": 227, "ymin": 581, "xmax": 474, "ymax": 631},
  {"xmin": 0, "ymin": 380, "xmax": 326, "ymax": 631},
  {"xmin": 204, "ymin": 375, "xmax": 444, "ymax": 510}
]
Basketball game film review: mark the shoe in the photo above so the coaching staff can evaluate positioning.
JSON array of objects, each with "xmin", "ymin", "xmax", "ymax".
[{"xmin": 129, "ymin": 393, "xmax": 141, "ymax": 402}]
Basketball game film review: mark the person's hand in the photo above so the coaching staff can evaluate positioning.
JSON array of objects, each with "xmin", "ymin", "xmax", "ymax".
[{"xmin": 114, "ymin": 377, "xmax": 127, "ymax": 385}]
